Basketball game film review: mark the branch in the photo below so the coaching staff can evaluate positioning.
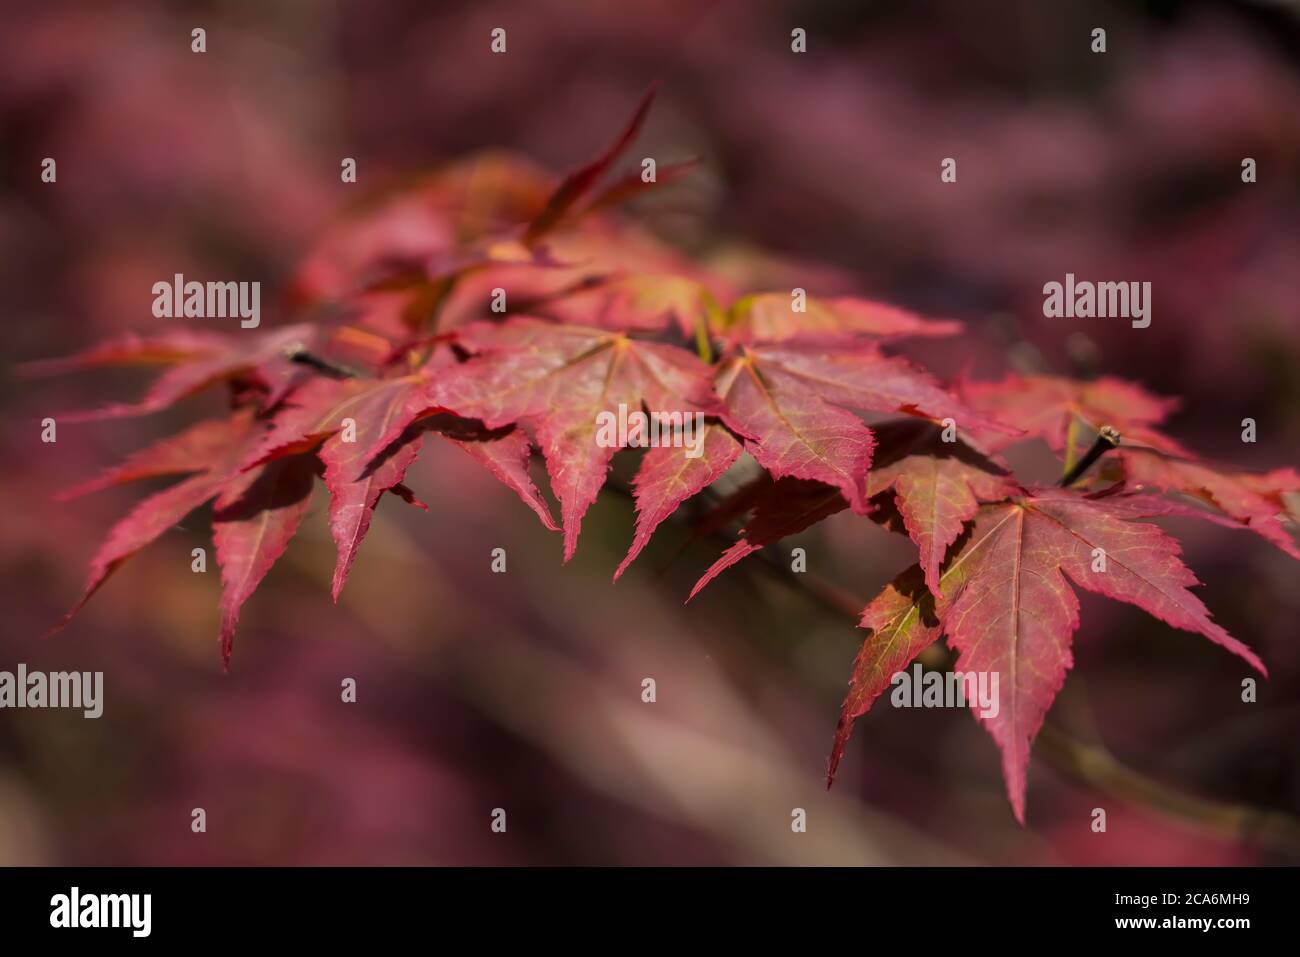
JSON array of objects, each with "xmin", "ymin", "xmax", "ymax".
[
  {"xmin": 1060, "ymin": 424, "xmax": 1120, "ymax": 487},
  {"xmin": 284, "ymin": 345, "xmax": 362, "ymax": 380},
  {"xmin": 1036, "ymin": 725, "xmax": 1300, "ymax": 855}
]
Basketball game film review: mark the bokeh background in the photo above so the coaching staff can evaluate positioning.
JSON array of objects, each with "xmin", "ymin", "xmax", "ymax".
[{"xmin": 1, "ymin": 0, "xmax": 1298, "ymax": 865}]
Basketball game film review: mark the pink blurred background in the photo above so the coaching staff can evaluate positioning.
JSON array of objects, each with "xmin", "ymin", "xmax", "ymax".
[{"xmin": 1, "ymin": 0, "xmax": 1297, "ymax": 864}]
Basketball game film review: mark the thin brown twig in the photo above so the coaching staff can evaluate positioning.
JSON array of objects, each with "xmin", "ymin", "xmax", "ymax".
[
  {"xmin": 1036, "ymin": 725, "xmax": 1300, "ymax": 855},
  {"xmin": 284, "ymin": 346, "xmax": 363, "ymax": 380},
  {"xmin": 1060, "ymin": 424, "xmax": 1121, "ymax": 487}
]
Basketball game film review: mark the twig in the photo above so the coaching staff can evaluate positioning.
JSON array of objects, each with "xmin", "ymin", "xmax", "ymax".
[
  {"xmin": 284, "ymin": 345, "xmax": 362, "ymax": 380},
  {"xmin": 1037, "ymin": 725, "xmax": 1300, "ymax": 855},
  {"xmin": 1060, "ymin": 424, "xmax": 1121, "ymax": 487}
]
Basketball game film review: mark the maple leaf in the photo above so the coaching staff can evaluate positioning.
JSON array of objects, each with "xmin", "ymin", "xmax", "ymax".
[
  {"xmin": 288, "ymin": 88, "xmax": 701, "ymax": 354},
  {"xmin": 537, "ymin": 280, "xmax": 961, "ymax": 353},
  {"xmin": 581, "ymin": 157, "xmax": 701, "ymax": 215},
  {"xmin": 212, "ymin": 453, "xmax": 319, "ymax": 665},
  {"xmin": 239, "ymin": 374, "xmax": 429, "ymax": 600},
  {"xmin": 47, "ymin": 355, "xmax": 562, "ymax": 664},
  {"xmin": 684, "ymin": 421, "xmax": 1017, "ymax": 598},
  {"xmin": 712, "ymin": 338, "xmax": 1013, "ymax": 517},
  {"xmin": 429, "ymin": 215, "xmax": 731, "ymax": 338},
  {"xmin": 962, "ymin": 375, "xmax": 1300, "ymax": 558},
  {"xmin": 1242, "ymin": 468, "xmax": 1300, "ymax": 524},
  {"xmin": 237, "ymin": 363, "xmax": 562, "ymax": 592},
  {"xmin": 960, "ymin": 373, "xmax": 1189, "ymax": 457},
  {"xmin": 56, "ymin": 413, "xmax": 265, "ymax": 501},
  {"xmin": 616, "ymin": 364, "xmax": 1016, "ymax": 586},
  {"xmin": 23, "ymin": 325, "xmax": 316, "ymax": 421},
  {"xmin": 614, "ymin": 423, "xmax": 743, "ymax": 581},
  {"xmin": 828, "ymin": 486, "xmax": 1266, "ymax": 821},
  {"xmin": 440, "ymin": 421, "xmax": 559, "ymax": 534},
  {"xmin": 353, "ymin": 399, "xmax": 560, "ymax": 532},
  {"xmin": 687, "ymin": 476, "xmax": 849, "ymax": 599},
  {"xmin": 1116, "ymin": 447, "xmax": 1300, "ymax": 559},
  {"xmin": 718, "ymin": 292, "xmax": 963, "ymax": 344},
  {"xmin": 538, "ymin": 273, "xmax": 721, "ymax": 340},
  {"xmin": 859, "ymin": 420, "xmax": 1021, "ymax": 596},
  {"xmin": 289, "ymin": 134, "xmax": 668, "ymax": 343},
  {"xmin": 290, "ymin": 85, "xmax": 680, "ymax": 321},
  {"xmin": 288, "ymin": 153, "xmax": 558, "ymax": 309},
  {"xmin": 395, "ymin": 318, "xmax": 721, "ymax": 560},
  {"xmin": 45, "ymin": 408, "xmax": 264, "ymax": 638},
  {"xmin": 522, "ymin": 83, "xmax": 660, "ymax": 245}
]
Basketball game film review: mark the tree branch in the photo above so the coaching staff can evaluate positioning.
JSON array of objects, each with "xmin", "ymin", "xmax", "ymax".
[
  {"xmin": 284, "ymin": 345, "xmax": 363, "ymax": 380},
  {"xmin": 1060, "ymin": 424, "xmax": 1121, "ymax": 487}
]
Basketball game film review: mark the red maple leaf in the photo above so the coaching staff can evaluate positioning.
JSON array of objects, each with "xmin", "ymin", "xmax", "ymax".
[
  {"xmin": 394, "ymin": 318, "xmax": 722, "ymax": 560},
  {"xmin": 46, "ymin": 407, "xmax": 265, "ymax": 644},
  {"xmin": 685, "ymin": 420, "xmax": 1017, "ymax": 598},
  {"xmin": 963, "ymin": 374, "xmax": 1300, "ymax": 556},
  {"xmin": 828, "ymin": 487, "xmax": 1266, "ymax": 821},
  {"xmin": 23, "ymin": 325, "xmax": 316, "ymax": 421},
  {"xmin": 719, "ymin": 292, "xmax": 963, "ymax": 345},
  {"xmin": 712, "ymin": 338, "xmax": 1013, "ymax": 515}
]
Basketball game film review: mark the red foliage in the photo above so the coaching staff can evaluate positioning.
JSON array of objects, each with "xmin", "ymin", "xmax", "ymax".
[{"xmin": 29, "ymin": 91, "xmax": 1299, "ymax": 821}]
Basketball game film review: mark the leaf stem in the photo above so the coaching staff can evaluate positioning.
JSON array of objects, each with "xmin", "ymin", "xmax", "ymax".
[
  {"xmin": 693, "ymin": 314, "xmax": 714, "ymax": 364},
  {"xmin": 1059, "ymin": 425, "xmax": 1120, "ymax": 488},
  {"xmin": 695, "ymin": 291, "xmax": 723, "ymax": 364},
  {"xmin": 1062, "ymin": 416, "xmax": 1081, "ymax": 478},
  {"xmin": 284, "ymin": 346, "xmax": 361, "ymax": 380}
]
